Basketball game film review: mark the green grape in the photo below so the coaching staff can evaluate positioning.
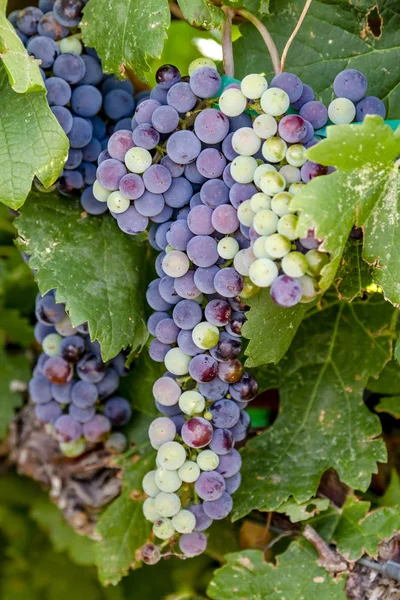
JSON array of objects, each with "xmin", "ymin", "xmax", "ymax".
[
  {"xmin": 164, "ymin": 348, "xmax": 191, "ymax": 375},
  {"xmin": 260, "ymin": 87, "xmax": 290, "ymax": 116},
  {"xmin": 157, "ymin": 441, "xmax": 187, "ymax": 470},
  {"xmin": 143, "ymin": 470, "xmax": 160, "ymax": 497},
  {"xmin": 237, "ymin": 200, "xmax": 256, "ymax": 227},
  {"xmin": 153, "ymin": 517, "xmax": 175, "ymax": 540},
  {"xmin": 259, "ymin": 171, "xmax": 286, "ymax": 196},
  {"xmin": 277, "ymin": 214, "xmax": 299, "ymax": 240},
  {"xmin": 253, "ymin": 236, "xmax": 271, "ymax": 259},
  {"xmin": 125, "ymin": 147, "xmax": 152, "ymax": 173},
  {"xmin": 172, "ymin": 510, "xmax": 196, "ymax": 534},
  {"xmin": 231, "ymin": 155, "xmax": 258, "ymax": 184},
  {"xmin": 60, "ymin": 439, "xmax": 85, "ymax": 457},
  {"xmin": 242, "ymin": 247, "xmax": 257, "ymax": 269},
  {"xmin": 249, "ymin": 258, "xmax": 278, "ymax": 287},
  {"xmin": 55, "ymin": 315, "xmax": 77, "ymax": 336},
  {"xmin": 286, "ymin": 144, "xmax": 307, "ymax": 167},
  {"xmin": 250, "ymin": 192, "xmax": 271, "ymax": 213},
  {"xmin": 155, "ymin": 468, "xmax": 182, "ymax": 493},
  {"xmin": 162, "ymin": 250, "xmax": 190, "ymax": 278},
  {"xmin": 253, "ymin": 209, "xmax": 279, "ymax": 236},
  {"xmin": 43, "ymin": 333, "xmax": 62, "ymax": 357},
  {"xmin": 179, "ymin": 390, "xmax": 205, "ymax": 415},
  {"xmin": 59, "ymin": 35, "xmax": 82, "ymax": 55},
  {"xmin": 107, "ymin": 191, "xmax": 130, "ymax": 214},
  {"xmin": 289, "ymin": 182, "xmax": 305, "ymax": 195},
  {"xmin": 240, "ymin": 277, "xmax": 260, "ymax": 299},
  {"xmin": 271, "ymin": 192, "xmax": 294, "ymax": 217},
  {"xmin": 218, "ymin": 237, "xmax": 239, "ymax": 260},
  {"xmin": 154, "ymin": 492, "xmax": 181, "ymax": 518},
  {"xmin": 279, "ymin": 165, "xmax": 301, "ymax": 184},
  {"xmin": 265, "ymin": 233, "xmax": 291, "ymax": 259},
  {"xmin": 281, "ymin": 251, "xmax": 308, "ymax": 278},
  {"xmin": 188, "ymin": 57, "xmax": 217, "ymax": 75},
  {"xmin": 192, "ymin": 322, "xmax": 220, "ymax": 350},
  {"xmin": 253, "ymin": 163, "xmax": 276, "ymax": 188},
  {"xmin": 241, "ymin": 73, "xmax": 268, "ymax": 99},
  {"xmin": 233, "ymin": 249, "xmax": 250, "ymax": 276},
  {"xmin": 93, "ymin": 180, "xmax": 110, "ymax": 202},
  {"xmin": 306, "ymin": 249, "xmax": 329, "ymax": 275},
  {"xmin": 328, "ymin": 98, "xmax": 356, "ymax": 124},
  {"xmin": 253, "ymin": 113, "xmax": 277, "ymax": 139},
  {"xmin": 298, "ymin": 275, "xmax": 318, "ymax": 303},
  {"xmin": 143, "ymin": 497, "xmax": 161, "ymax": 522},
  {"xmin": 232, "ymin": 127, "xmax": 262, "ymax": 156},
  {"xmin": 178, "ymin": 461, "xmax": 201, "ymax": 483},
  {"xmin": 219, "ymin": 88, "xmax": 247, "ymax": 117},
  {"xmin": 261, "ymin": 137, "xmax": 287, "ymax": 163},
  {"xmin": 197, "ymin": 449, "xmax": 219, "ymax": 471}
]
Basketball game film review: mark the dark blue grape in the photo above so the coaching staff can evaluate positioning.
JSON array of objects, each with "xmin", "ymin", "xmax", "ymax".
[{"xmin": 104, "ymin": 396, "xmax": 132, "ymax": 426}]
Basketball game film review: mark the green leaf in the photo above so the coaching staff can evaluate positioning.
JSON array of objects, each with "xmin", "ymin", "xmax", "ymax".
[
  {"xmin": 375, "ymin": 395, "xmax": 400, "ymax": 418},
  {"xmin": 335, "ymin": 239, "xmax": 373, "ymax": 302},
  {"xmin": 233, "ymin": 0, "xmax": 400, "ymax": 118},
  {"xmin": 0, "ymin": 11, "xmax": 44, "ymax": 92},
  {"xmin": 0, "ymin": 347, "xmax": 30, "ymax": 439},
  {"xmin": 367, "ymin": 360, "xmax": 400, "ymax": 394},
  {"xmin": 395, "ymin": 335, "xmax": 400, "ymax": 362},
  {"xmin": 206, "ymin": 520, "xmax": 240, "ymax": 562},
  {"xmin": 0, "ymin": 308, "xmax": 33, "ymax": 346},
  {"xmin": 207, "ymin": 545, "xmax": 346, "ymax": 600},
  {"xmin": 0, "ymin": 65, "xmax": 68, "ymax": 210},
  {"xmin": 224, "ymin": 0, "xmax": 270, "ymax": 15},
  {"xmin": 95, "ymin": 447, "xmax": 155, "ymax": 585},
  {"xmin": 379, "ymin": 469, "xmax": 400, "ymax": 507},
  {"xmin": 82, "ymin": 0, "xmax": 170, "ymax": 80},
  {"xmin": 276, "ymin": 498, "xmax": 330, "ymax": 522},
  {"xmin": 30, "ymin": 498, "xmax": 95, "ymax": 566},
  {"xmin": 292, "ymin": 117, "xmax": 400, "ymax": 306},
  {"xmin": 16, "ymin": 192, "xmax": 148, "ymax": 361},
  {"xmin": 242, "ymin": 289, "xmax": 308, "ymax": 367},
  {"xmin": 332, "ymin": 496, "xmax": 400, "ymax": 560},
  {"xmin": 177, "ymin": 0, "xmax": 225, "ymax": 28},
  {"xmin": 233, "ymin": 295, "xmax": 394, "ymax": 520}
]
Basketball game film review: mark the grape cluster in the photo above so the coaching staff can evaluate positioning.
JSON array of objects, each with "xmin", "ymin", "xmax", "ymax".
[
  {"xmin": 29, "ymin": 291, "xmax": 131, "ymax": 457},
  {"xmin": 8, "ymin": 0, "xmax": 147, "ymax": 208}
]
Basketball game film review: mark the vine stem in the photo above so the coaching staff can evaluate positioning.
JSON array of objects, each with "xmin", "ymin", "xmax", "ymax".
[
  {"xmin": 221, "ymin": 6, "xmax": 235, "ymax": 77},
  {"xmin": 281, "ymin": 0, "xmax": 313, "ymax": 71},
  {"xmin": 236, "ymin": 8, "xmax": 281, "ymax": 75}
]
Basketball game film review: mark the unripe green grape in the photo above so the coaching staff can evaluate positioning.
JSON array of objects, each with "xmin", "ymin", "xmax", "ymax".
[
  {"xmin": 298, "ymin": 275, "xmax": 318, "ymax": 303},
  {"xmin": 253, "ymin": 236, "xmax": 271, "ymax": 259},
  {"xmin": 286, "ymin": 144, "xmax": 307, "ymax": 167},
  {"xmin": 60, "ymin": 439, "xmax": 85, "ymax": 457},
  {"xmin": 279, "ymin": 165, "xmax": 301, "ymax": 185},
  {"xmin": 154, "ymin": 492, "xmax": 181, "ymax": 518},
  {"xmin": 125, "ymin": 147, "xmax": 152, "ymax": 173},
  {"xmin": 260, "ymin": 87, "xmax": 290, "ymax": 116},
  {"xmin": 164, "ymin": 348, "xmax": 191, "ymax": 375},
  {"xmin": 172, "ymin": 510, "xmax": 196, "ymax": 534},
  {"xmin": 107, "ymin": 191, "xmax": 130, "ymax": 214},
  {"xmin": 179, "ymin": 390, "xmax": 205, "ymax": 415},
  {"xmin": 165, "ymin": 244, "xmax": 174, "ymax": 253},
  {"xmin": 262, "ymin": 137, "xmax": 287, "ymax": 163},
  {"xmin": 155, "ymin": 468, "xmax": 182, "ymax": 493},
  {"xmin": 162, "ymin": 250, "xmax": 190, "ymax": 278},
  {"xmin": 253, "ymin": 163, "xmax": 276, "ymax": 188},
  {"xmin": 232, "ymin": 127, "xmax": 262, "ymax": 156},
  {"xmin": 157, "ymin": 441, "xmax": 187, "ymax": 470},
  {"xmin": 240, "ymin": 277, "xmax": 260, "ymax": 299},
  {"xmin": 259, "ymin": 171, "xmax": 286, "ymax": 196},
  {"xmin": 143, "ymin": 471, "xmax": 161, "ymax": 497},
  {"xmin": 188, "ymin": 57, "xmax": 217, "ymax": 75},
  {"xmin": 250, "ymin": 192, "xmax": 271, "ymax": 213},
  {"xmin": 277, "ymin": 214, "xmax": 299, "ymax": 240},
  {"xmin": 143, "ymin": 497, "xmax": 161, "ymax": 522},
  {"xmin": 253, "ymin": 209, "xmax": 279, "ymax": 236},
  {"xmin": 59, "ymin": 36, "xmax": 82, "ymax": 55},
  {"xmin": 43, "ymin": 333, "xmax": 62, "ymax": 357},
  {"xmin": 249, "ymin": 258, "xmax": 278, "ymax": 287},
  {"xmin": 233, "ymin": 249, "xmax": 250, "ymax": 276},
  {"xmin": 231, "ymin": 155, "xmax": 258, "ymax": 184},
  {"xmin": 328, "ymin": 98, "xmax": 356, "ymax": 125},
  {"xmin": 306, "ymin": 249, "xmax": 329, "ymax": 275},
  {"xmin": 192, "ymin": 322, "xmax": 219, "ymax": 350},
  {"xmin": 271, "ymin": 192, "xmax": 294, "ymax": 217},
  {"xmin": 253, "ymin": 113, "xmax": 277, "ymax": 139},
  {"xmin": 265, "ymin": 233, "xmax": 291, "ymax": 258},
  {"xmin": 237, "ymin": 200, "xmax": 256, "ymax": 227},
  {"xmin": 217, "ymin": 237, "xmax": 239, "ymax": 260},
  {"xmin": 241, "ymin": 73, "xmax": 268, "ymax": 99},
  {"xmin": 289, "ymin": 182, "xmax": 304, "ymax": 195},
  {"xmin": 178, "ymin": 461, "xmax": 200, "ymax": 483},
  {"xmin": 197, "ymin": 449, "xmax": 219, "ymax": 471},
  {"xmin": 153, "ymin": 517, "xmax": 175, "ymax": 540},
  {"xmin": 281, "ymin": 251, "xmax": 308, "ymax": 278},
  {"xmin": 219, "ymin": 88, "xmax": 247, "ymax": 117},
  {"xmin": 93, "ymin": 179, "xmax": 110, "ymax": 202}
]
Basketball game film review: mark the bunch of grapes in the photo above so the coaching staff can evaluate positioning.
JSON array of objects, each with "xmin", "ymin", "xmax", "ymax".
[
  {"xmin": 29, "ymin": 291, "xmax": 132, "ymax": 457},
  {"xmin": 8, "ymin": 0, "xmax": 149, "ymax": 208}
]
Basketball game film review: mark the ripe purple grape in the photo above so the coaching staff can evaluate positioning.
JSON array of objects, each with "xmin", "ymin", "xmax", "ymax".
[{"xmin": 181, "ymin": 417, "xmax": 214, "ymax": 448}]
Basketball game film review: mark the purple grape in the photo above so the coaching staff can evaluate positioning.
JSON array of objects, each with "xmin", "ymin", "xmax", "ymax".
[
  {"xmin": 132, "ymin": 123, "xmax": 160, "ymax": 150},
  {"xmin": 27, "ymin": 35, "xmax": 60, "ymax": 69},
  {"xmin": 188, "ymin": 503, "xmax": 213, "ymax": 531},
  {"xmin": 333, "ymin": 69, "xmax": 368, "ymax": 102},
  {"xmin": 104, "ymin": 396, "xmax": 132, "ymax": 426},
  {"xmin": 303, "ymin": 119, "xmax": 315, "ymax": 144},
  {"xmin": 230, "ymin": 373, "xmax": 258, "ymax": 402},
  {"xmin": 51, "ymin": 381, "xmax": 73, "ymax": 404},
  {"xmin": 54, "ymin": 414, "xmax": 82, "ymax": 443},
  {"xmin": 135, "ymin": 191, "xmax": 165, "ymax": 218},
  {"xmin": 107, "ymin": 130, "xmax": 135, "ymax": 161},
  {"xmin": 198, "ymin": 377, "xmax": 229, "ymax": 401},
  {"xmin": 156, "ymin": 64, "xmax": 181, "ymax": 90},
  {"xmin": 143, "ymin": 165, "xmax": 172, "ymax": 194},
  {"xmin": 117, "ymin": 206, "xmax": 148, "ymax": 235},
  {"xmin": 187, "ymin": 205, "xmax": 214, "ymax": 235},
  {"xmin": 270, "ymin": 72, "xmax": 303, "ymax": 102},
  {"xmin": 216, "ymin": 448, "xmax": 242, "ymax": 478},
  {"xmin": 190, "ymin": 67, "xmax": 221, "ymax": 98},
  {"xmin": 166, "ymin": 130, "xmax": 201, "ymax": 164},
  {"xmin": 45, "ymin": 77, "xmax": 71, "ymax": 106},
  {"xmin": 300, "ymin": 161, "xmax": 329, "ymax": 183},
  {"xmin": 167, "ymin": 82, "xmax": 197, "ymax": 112},
  {"xmin": 34, "ymin": 323, "xmax": 56, "ymax": 344},
  {"xmin": 155, "ymin": 222, "xmax": 173, "ymax": 249},
  {"xmin": 214, "ymin": 268, "xmax": 243, "ymax": 298},
  {"xmin": 135, "ymin": 99, "xmax": 161, "ymax": 124},
  {"xmin": 177, "ymin": 329, "xmax": 204, "ymax": 356},
  {"xmin": 152, "ymin": 105, "xmax": 180, "ymax": 134},
  {"xmin": 170, "ymin": 413, "xmax": 185, "ymax": 435},
  {"xmin": 35, "ymin": 294, "xmax": 65, "ymax": 325},
  {"xmin": 59, "ymin": 335, "xmax": 86, "ymax": 363},
  {"xmin": 97, "ymin": 149, "xmax": 111, "ymax": 165},
  {"xmin": 97, "ymin": 158, "xmax": 128, "ymax": 191},
  {"xmin": 222, "ymin": 133, "xmax": 238, "ymax": 161},
  {"xmin": 151, "ymin": 85, "xmax": 169, "ymax": 104},
  {"xmin": 166, "ymin": 219, "xmax": 193, "ymax": 250},
  {"xmin": 80, "ymin": 54, "xmax": 103, "ymax": 85},
  {"xmin": 119, "ymin": 173, "xmax": 145, "ymax": 200},
  {"xmin": 187, "ymin": 235, "xmax": 218, "ymax": 267},
  {"xmin": 51, "ymin": 106, "xmax": 73, "ymax": 134},
  {"xmin": 149, "ymin": 339, "xmax": 170, "ymax": 362},
  {"xmin": 181, "ymin": 417, "xmax": 214, "ymax": 448},
  {"xmin": 29, "ymin": 376, "xmax": 53, "ymax": 404},
  {"xmin": 205, "ymin": 299, "xmax": 231, "ymax": 326},
  {"xmin": 35, "ymin": 401, "xmax": 62, "ymax": 424},
  {"xmin": 189, "ymin": 354, "xmax": 218, "ymax": 383},
  {"xmin": 299, "ymin": 101, "xmax": 328, "ymax": 130},
  {"xmin": 147, "ymin": 312, "xmax": 170, "ymax": 336},
  {"xmin": 174, "ymin": 270, "xmax": 201, "ymax": 299},
  {"xmin": 210, "ymin": 335, "xmax": 241, "ymax": 363},
  {"xmin": 71, "ymin": 380, "xmax": 98, "ymax": 408},
  {"xmin": 16, "ymin": 6, "xmax": 43, "ymax": 35},
  {"xmin": 211, "ymin": 399, "xmax": 240, "ymax": 428},
  {"xmin": 173, "ymin": 300, "xmax": 202, "ymax": 330},
  {"xmin": 211, "ymin": 204, "xmax": 239, "ymax": 234},
  {"xmin": 101, "ymin": 76, "xmax": 133, "ymax": 96},
  {"xmin": 152, "ymin": 204, "xmax": 174, "ymax": 224},
  {"xmin": 291, "ymin": 83, "xmax": 315, "ymax": 110},
  {"xmin": 83, "ymin": 415, "xmax": 111, "ymax": 442},
  {"xmin": 114, "ymin": 117, "xmax": 133, "ymax": 132},
  {"xmin": 103, "ymin": 89, "xmax": 135, "ymax": 120},
  {"xmin": 190, "ymin": 193, "xmax": 203, "ymax": 208},
  {"xmin": 356, "ymin": 96, "xmax": 386, "ymax": 120},
  {"xmin": 179, "ymin": 532, "xmax": 207, "ymax": 556},
  {"xmin": 184, "ymin": 162, "xmax": 206, "ymax": 185},
  {"xmin": 155, "ymin": 318, "xmax": 180, "ymax": 344},
  {"xmin": 229, "ymin": 183, "xmax": 257, "ymax": 209},
  {"xmin": 53, "ymin": 0, "xmax": 84, "ymax": 27},
  {"xmin": 194, "ymin": 265, "xmax": 219, "ymax": 294},
  {"xmin": 225, "ymin": 472, "xmax": 241, "ymax": 494},
  {"xmin": 160, "ymin": 155, "xmax": 184, "ymax": 178},
  {"xmin": 203, "ymin": 492, "xmax": 232, "ymax": 520},
  {"xmin": 69, "ymin": 404, "xmax": 96, "ymax": 423},
  {"xmin": 141, "ymin": 543, "xmax": 161, "ymax": 565},
  {"xmin": 163, "ymin": 177, "xmax": 193, "ymax": 208},
  {"xmin": 96, "ymin": 368, "xmax": 120, "ymax": 400},
  {"xmin": 82, "ymin": 138, "xmax": 101, "ymax": 163},
  {"xmin": 195, "ymin": 471, "xmax": 225, "ymax": 501},
  {"xmin": 158, "ymin": 276, "xmax": 180, "ymax": 305},
  {"xmin": 270, "ymin": 274, "xmax": 302, "ymax": 307},
  {"xmin": 194, "ymin": 109, "xmax": 229, "ymax": 144},
  {"xmin": 53, "ymin": 53, "xmax": 86, "ymax": 85},
  {"xmin": 196, "ymin": 148, "xmax": 227, "ymax": 179},
  {"xmin": 278, "ymin": 115, "xmax": 308, "ymax": 143},
  {"xmin": 76, "ymin": 353, "xmax": 106, "ymax": 383},
  {"xmin": 146, "ymin": 279, "xmax": 172, "ymax": 311}
]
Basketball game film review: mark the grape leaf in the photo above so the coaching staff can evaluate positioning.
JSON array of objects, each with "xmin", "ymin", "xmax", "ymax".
[
  {"xmin": 378, "ymin": 469, "xmax": 400, "ymax": 507},
  {"xmin": 332, "ymin": 496, "xmax": 400, "ymax": 560},
  {"xmin": 0, "ymin": 65, "xmax": 68, "ymax": 210},
  {"xmin": 367, "ymin": 360, "xmax": 400, "ymax": 394},
  {"xmin": 275, "ymin": 498, "xmax": 330, "ymax": 522},
  {"xmin": 335, "ymin": 239, "xmax": 373, "ymax": 302},
  {"xmin": 16, "ymin": 192, "xmax": 148, "ymax": 361},
  {"xmin": 375, "ymin": 396, "xmax": 400, "ymax": 418},
  {"xmin": 0, "ymin": 11, "xmax": 44, "ymax": 93},
  {"xmin": 177, "ymin": 0, "xmax": 225, "ymax": 28},
  {"xmin": 207, "ymin": 546, "xmax": 346, "ymax": 600},
  {"xmin": 0, "ymin": 308, "xmax": 33, "ymax": 346},
  {"xmin": 233, "ymin": 0, "xmax": 400, "ymax": 119},
  {"xmin": 224, "ymin": 0, "xmax": 270, "ymax": 15},
  {"xmin": 0, "ymin": 347, "xmax": 30, "ymax": 439},
  {"xmin": 242, "ymin": 289, "xmax": 308, "ymax": 367},
  {"xmin": 395, "ymin": 335, "xmax": 400, "ymax": 362},
  {"xmin": 82, "ymin": 0, "xmax": 170, "ymax": 80},
  {"xmin": 95, "ymin": 447, "xmax": 155, "ymax": 586},
  {"xmin": 292, "ymin": 117, "xmax": 400, "ymax": 306},
  {"xmin": 233, "ymin": 294, "xmax": 394, "ymax": 520}
]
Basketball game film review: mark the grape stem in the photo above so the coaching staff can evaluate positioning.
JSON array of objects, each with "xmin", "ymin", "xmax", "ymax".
[
  {"xmin": 236, "ymin": 8, "xmax": 281, "ymax": 75},
  {"xmin": 281, "ymin": 0, "xmax": 313, "ymax": 72},
  {"xmin": 221, "ymin": 6, "xmax": 235, "ymax": 77}
]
